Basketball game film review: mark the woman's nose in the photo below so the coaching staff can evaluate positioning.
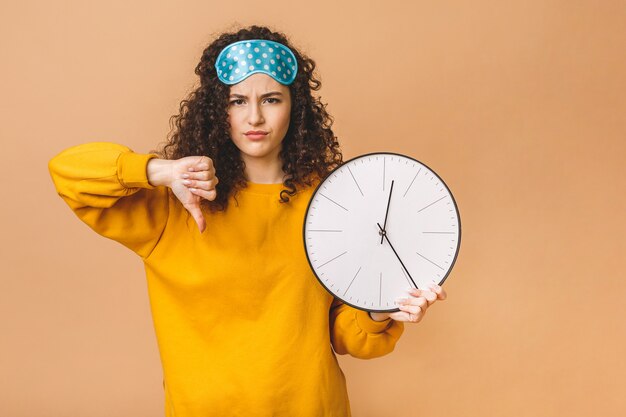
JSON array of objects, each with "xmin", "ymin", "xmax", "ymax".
[{"xmin": 248, "ymin": 102, "xmax": 264, "ymax": 125}]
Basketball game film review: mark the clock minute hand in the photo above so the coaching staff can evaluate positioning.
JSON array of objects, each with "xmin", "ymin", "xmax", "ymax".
[
  {"xmin": 380, "ymin": 180, "xmax": 395, "ymax": 244},
  {"xmin": 376, "ymin": 222, "xmax": 418, "ymax": 289}
]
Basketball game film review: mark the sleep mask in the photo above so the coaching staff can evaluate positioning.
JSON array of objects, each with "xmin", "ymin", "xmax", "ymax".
[{"xmin": 215, "ymin": 39, "xmax": 298, "ymax": 85}]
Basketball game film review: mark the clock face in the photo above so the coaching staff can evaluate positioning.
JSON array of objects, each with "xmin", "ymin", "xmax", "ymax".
[{"xmin": 303, "ymin": 152, "xmax": 461, "ymax": 312}]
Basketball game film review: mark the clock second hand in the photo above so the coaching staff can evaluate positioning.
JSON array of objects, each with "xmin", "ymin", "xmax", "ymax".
[{"xmin": 376, "ymin": 222, "xmax": 418, "ymax": 289}]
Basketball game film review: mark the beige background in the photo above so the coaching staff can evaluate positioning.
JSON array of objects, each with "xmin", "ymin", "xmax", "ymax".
[{"xmin": 1, "ymin": 1, "xmax": 625, "ymax": 416}]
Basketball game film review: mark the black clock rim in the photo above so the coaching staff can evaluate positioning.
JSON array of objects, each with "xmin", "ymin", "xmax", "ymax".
[{"xmin": 302, "ymin": 151, "xmax": 462, "ymax": 313}]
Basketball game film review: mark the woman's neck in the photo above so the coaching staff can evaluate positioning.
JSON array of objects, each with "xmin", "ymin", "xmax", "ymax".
[{"xmin": 242, "ymin": 154, "xmax": 285, "ymax": 184}]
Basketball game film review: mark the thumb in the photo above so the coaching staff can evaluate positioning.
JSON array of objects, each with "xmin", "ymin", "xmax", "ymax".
[{"xmin": 185, "ymin": 203, "xmax": 206, "ymax": 233}]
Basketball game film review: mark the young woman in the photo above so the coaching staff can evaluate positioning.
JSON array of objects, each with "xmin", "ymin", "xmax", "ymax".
[{"xmin": 48, "ymin": 25, "xmax": 446, "ymax": 417}]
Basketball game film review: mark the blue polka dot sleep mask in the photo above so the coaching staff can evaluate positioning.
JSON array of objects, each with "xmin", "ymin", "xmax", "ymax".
[{"xmin": 215, "ymin": 39, "xmax": 298, "ymax": 86}]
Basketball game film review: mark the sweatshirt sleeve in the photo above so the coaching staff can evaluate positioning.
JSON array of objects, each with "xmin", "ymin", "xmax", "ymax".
[
  {"xmin": 48, "ymin": 142, "xmax": 170, "ymax": 259},
  {"xmin": 329, "ymin": 297, "xmax": 404, "ymax": 359}
]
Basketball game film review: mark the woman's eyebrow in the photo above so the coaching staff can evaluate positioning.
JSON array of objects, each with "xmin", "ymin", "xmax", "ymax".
[{"xmin": 229, "ymin": 91, "xmax": 283, "ymax": 98}]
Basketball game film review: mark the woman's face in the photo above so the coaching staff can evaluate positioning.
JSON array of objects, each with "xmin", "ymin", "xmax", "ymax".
[{"xmin": 227, "ymin": 73, "xmax": 292, "ymax": 164}]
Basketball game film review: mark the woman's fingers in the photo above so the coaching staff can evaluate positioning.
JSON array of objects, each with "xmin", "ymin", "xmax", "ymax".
[
  {"xmin": 405, "ymin": 295, "xmax": 428, "ymax": 309},
  {"xmin": 396, "ymin": 295, "xmax": 425, "ymax": 323},
  {"xmin": 410, "ymin": 285, "xmax": 447, "ymax": 303},
  {"xmin": 429, "ymin": 284, "xmax": 447, "ymax": 300},
  {"xmin": 396, "ymin": 306, "xmax": 424, "ymax": 323},
  {"xmin": 184, "ymin": 176, "xmax": 218, "ymax": 201},
  {"xmin": 189, "ymin": 187, "xmax": 217, "ymax": 201},
  {"xmin": 409, "ymin": 288, "xmax": 437, "ymax": 305},
  {"xmin": 394, "ymin": 285, "xmax": 447, "ymax": 323},
  {"xmin": 182, "ymin": 169, "xmax": 216, "ymax": 181},
  {"xmin": 179, "ymin": 160, "xmax": 218, "ymax": 202},
  {"xmin": 182, "ymin": 178, "xmax": 219, "ymax": 190}
]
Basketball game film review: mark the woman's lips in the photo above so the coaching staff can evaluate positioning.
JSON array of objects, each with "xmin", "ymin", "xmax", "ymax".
[{"xmin": 245, "ymin": 133, "xmax": 268, "ymax": 140}]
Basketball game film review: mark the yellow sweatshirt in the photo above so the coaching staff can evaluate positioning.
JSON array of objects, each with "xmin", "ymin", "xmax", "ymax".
[{"xmin": 48, "ymin": 142, "xmax": 404, "ymax": 417}]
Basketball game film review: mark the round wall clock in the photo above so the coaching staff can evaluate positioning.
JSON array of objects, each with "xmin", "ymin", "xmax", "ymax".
[{"xmin": 303, "ymin": 152, "xmax": 461, "ymax": 313}]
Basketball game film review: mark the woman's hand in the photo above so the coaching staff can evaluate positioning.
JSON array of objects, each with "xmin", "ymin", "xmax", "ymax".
[
  {"xmin": 369, "ymin": 285, "xmax": 447, "ymax": 323},
  {"xmin": 147, "ymin": 156, "xmax": 218, "ymax": 233}
]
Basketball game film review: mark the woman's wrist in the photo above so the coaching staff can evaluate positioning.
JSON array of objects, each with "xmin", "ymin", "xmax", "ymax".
[
  {"xmin": 147, "ymin": 158, "xmax": 173, "ymax": 187},
  {"xmin": 369, "ymin": 312, "xmax": 391, "ymax": 322}
]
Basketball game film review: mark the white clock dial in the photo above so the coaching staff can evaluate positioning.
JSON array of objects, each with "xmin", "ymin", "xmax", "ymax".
[{"xmin": 303, "ymin": 152, "xmax": 461, "ymax": 312}]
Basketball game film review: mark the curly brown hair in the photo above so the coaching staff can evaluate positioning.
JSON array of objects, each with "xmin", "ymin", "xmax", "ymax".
[{"xmin": 151, "ymin": 25, "xmax": 342, "ymax": 212}]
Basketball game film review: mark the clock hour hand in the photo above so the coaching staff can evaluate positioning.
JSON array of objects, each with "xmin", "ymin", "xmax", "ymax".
[
  {"xmin": 380, "ymin": 180, "xmax": 395, "ymax": 244},
  {"xmin": 376, "ymin": 222, "xmax": 418, "ymax": 289}
]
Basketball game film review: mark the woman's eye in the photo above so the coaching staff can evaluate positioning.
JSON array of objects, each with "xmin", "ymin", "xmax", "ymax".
[{"xmin": 230, "ymin": 98, "xmax": 280, "ymax": 106}]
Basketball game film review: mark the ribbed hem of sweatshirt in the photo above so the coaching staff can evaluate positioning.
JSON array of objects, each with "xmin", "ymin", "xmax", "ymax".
[
  {"xmin": 117, "ymin": 152, "xmax": 159, "ymax": 189},
  {"xmin": 355, "ymin": 310, "xmax": 393, "ymax": 333}
]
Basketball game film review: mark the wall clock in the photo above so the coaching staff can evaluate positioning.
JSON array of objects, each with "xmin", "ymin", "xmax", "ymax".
[{"xmin": 303, "ymin": 152, "xmax": 461, "ymax": 312}]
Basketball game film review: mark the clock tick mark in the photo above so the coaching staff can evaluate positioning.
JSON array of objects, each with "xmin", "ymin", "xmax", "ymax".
[
  {"xmin": 418, "ymin": 196, "xmax": 446, "ymax": 213},
  {"xmin": 343, "ymin": 266, "xmax": 362, "ymax": 297},
  {"xmin": 346, "ymin": 165, "xmax": 364, "ymax": 197},
  {"xmin": 319, "ymin": 193, "xmax": 349, "ymax": 211},
  {"xmin": 416, "ymin": 251, "xmax": 445, "ymax": 270},
  {"xmin": 403, "ymin": 168, "xmax": 421, "ymax": 197},
  {"xmin": 318, "ymin": 251, "xmax": 348, "ymax": 268}
]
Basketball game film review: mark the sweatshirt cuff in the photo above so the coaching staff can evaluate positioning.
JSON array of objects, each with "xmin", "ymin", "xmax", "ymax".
[
  {"xmin": 117, "ymin": 152, "xmax": 159, "ymax": 189},
  {"xmin": 355, "ymin": 310, "xmax": 393, "ymax": 333}
]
